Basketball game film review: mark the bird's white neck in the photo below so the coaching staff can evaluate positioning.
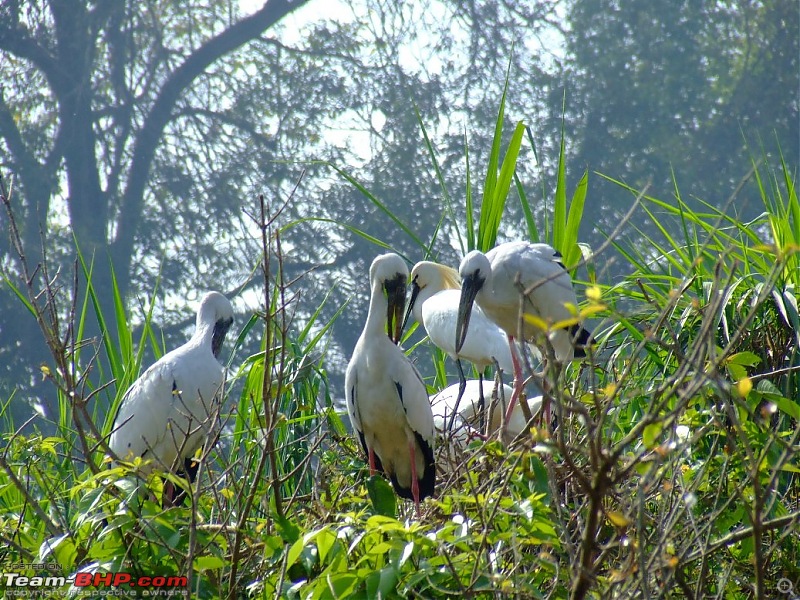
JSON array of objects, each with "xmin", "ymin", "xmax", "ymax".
[
  {"xmin": 364, "ymin": 283, "xmax": 389, "ymax": 339},
  {"xmin": 476, "ymin": 269, "xmax": 495, "ymax": 306},
  {"xmin": 190, "ymin": 319, "xmax": 215, "ymax": 352}
]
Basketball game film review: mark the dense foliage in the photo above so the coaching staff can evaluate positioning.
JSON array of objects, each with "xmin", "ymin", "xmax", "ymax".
[{"xmin": 1, "ymin": 104, "xmax": 797, "ymax": 596}]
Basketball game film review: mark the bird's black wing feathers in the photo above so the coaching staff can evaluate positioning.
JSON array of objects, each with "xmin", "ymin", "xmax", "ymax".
[
  {"xmin": 394, "ymin": 381, "xmax": 408, "ymax": 415},
  {"xmin": 570, "ymin": 324, "xmax": 594, "ymax": 358},
  {"xmin": 358, "ymin": 430, "xmax": 385, "ymax": 474}
]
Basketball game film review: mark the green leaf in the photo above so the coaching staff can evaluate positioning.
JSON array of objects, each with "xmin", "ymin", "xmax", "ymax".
[
  {"xmin": 464, "ymin": 129, "xmax": 475, "ymax": 252},
  {"xmin": 194, "ymin": 556, "xmax": 227, "ymax": 571},
  {"xmin": 366, "ymin": 566, "xmax": 399, "ymax": 598},
  {"xmin": 643, "ymin": 422, "xmax": 663, "ymax": 449},
  {"xmin": 516, "ymin": 171, "xmax": 539, "ymax": 243},
  {"xmin": 476, "ymin": 57, "xmax": 522, "ymax": 253},
  {"xmin": 275, "ymin": 514, "xmax": 301, "ymax": 544},
  {"xmin": 326, "ymin": 164, "xmax": 429, "ymax": 253},
  {"xmin": 366, "ymin": 475, "xmax": 397, "ymax": 517},
  {"xmin": 563, "ymin": 170, "xmax": 589, "ymax": 269},
  {"xmin": 553, "ymin": 99, "xmax": 567, "ymax": 251},
  {"xmin": 286, "ymin": 530, "xmax": 316, "ymax": 569},
  {"xmin": 482, "ymin": 71, "xmax": 509, "ymax": 215},
  {"xmin": 3, "ymin": 276, "xmax": 37, "ymax": 318},
  {"xmin": 415, "ymin": 104, "xmax": 456, "ymax": 257},
  {"xmin": 774, "ymin": 396, "xmax": 800, "ymax": 420},
  {"xmin": 322, "ymin": 573, "xmax": 359, "ymax": 597},
  {"xmin": 726, "ymin": 363, "xmax": 747, "ymax": 382},
  {"xmin": 38, "ymin": 534, "xmax": 77, "ymax": 570},
  {"xmin": 487, "ymin": 120, "xmax": 526, "ymax": 245},
  {"xmin": 726, "ymin": 352, "xmax": 762, "ymax": 368},
  {"xmin": 315, "ymin": 528, "xmax": 336, "ymax": 563}
]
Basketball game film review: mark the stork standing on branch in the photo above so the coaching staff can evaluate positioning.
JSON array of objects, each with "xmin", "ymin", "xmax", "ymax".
[
  {"xmin": 109, "ymin": 291, "xmax": 234, "ymax": 506},
  {"xmin": 346, "ymin": 253, "xmax": 435, "ymax": 516},
  {"xmin": 456, "ymin": 242, "xmax": 589, "ymax": 431}
]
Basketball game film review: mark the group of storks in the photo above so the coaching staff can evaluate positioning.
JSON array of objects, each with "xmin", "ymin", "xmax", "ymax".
[{"xmin": 109, "ymin": 241, "xmax": 589, "ymax": 514}]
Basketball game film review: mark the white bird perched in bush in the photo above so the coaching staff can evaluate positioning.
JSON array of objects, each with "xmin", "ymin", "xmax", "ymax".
[
  {"xmin": 109, "ymin": 291, "xmax": 234, "ymax": 506},
  {"xmin": 430, "ymin": 380, "xmax": 542, "ymax": 448},
  {"xmin": 345, "ymin": 253, "xmax": 435, "ymax": 516},
  {"xmin": 456, "ymin": 242, "xmax": 590, "ymax": 430},
  {"xmin": 402, "ymin": 260, "xmax": 513, "ymax": 431}
]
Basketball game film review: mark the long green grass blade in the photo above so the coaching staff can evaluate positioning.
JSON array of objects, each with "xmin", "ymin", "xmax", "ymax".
[
  {"xmin": 282, "ymin": 217, "xmax": 412, "ymax": 261},
  {"xmin": 477, "ymin": 58, "xmax": 515, "ymax": 252},
  {"xmin": 553, "ymin": 97, "xmax": 568, "ymax": 252},
  {"xmin": 3, "ymin": 276, "xmax": 37, "ymax": 318},
  {"xmin": 515, "ymin": 172, "xmax": 539, "ymax": 242},
  {"xmin": 75, "ymin": 249, "xmax": 123, "ymax": 382},
  {"xmin": 464, "ymin": 129, "xmax": 475, "ymax": 253},
  {"xmin": 415, "ymin": 105, "xmax": 453, "ymax": 258},
  {"xmin": 110, "ymin": 265, "xmax": 132, "ymax": 371},
  {"xmin": 327, "ymin": 164, "xmax": 429, "ymax": 253},
  {"xmin": 486, "ymin": 120, "xmax": 525, "ymax": 250},
  {"xmin": 563, "ymin": 170, "xmax": 588, "ymax": 269}
]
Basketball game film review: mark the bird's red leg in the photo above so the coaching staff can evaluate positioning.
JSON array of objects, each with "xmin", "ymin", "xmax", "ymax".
[
  {"xmin": 368, "ymin": 448, "xmax": 377, "ymax": 476},
  {"xmin": 503, "ymin": 334, "xmax": 523, "ymax": 433},
  {"xmin": 408, "ymin": 440, "xmax": 421, "ymax": 518}
]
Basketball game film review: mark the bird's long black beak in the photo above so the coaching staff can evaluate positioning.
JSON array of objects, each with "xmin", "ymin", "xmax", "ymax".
[
  {"xmin": 212, "ymin": 317, "xmax": 234, "ymax": 358},
  {"xmin": 455, "ymin": 273, "xmax": 481, "ymax": 353},
  {"xmin": 401, "ymin": 281, "xmax": 421, "ymax": 337},
  {"xmin": 385, "ymin": 274, "xmax": 407, "ymax": 344}
]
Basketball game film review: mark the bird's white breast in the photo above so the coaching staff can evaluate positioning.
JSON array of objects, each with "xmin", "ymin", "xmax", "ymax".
[
  {"xmin": 110, "ymin": 341, "xmax": 224, "ymax": 472},
  {"xmin": 422, "ymin": 289, "xmax": 512, "ymax": 372}
]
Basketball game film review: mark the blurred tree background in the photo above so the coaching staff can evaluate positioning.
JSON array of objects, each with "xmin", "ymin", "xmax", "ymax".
[{"xmin": 1, "ymin": 0, "xmax": 797, "ymax": 423}]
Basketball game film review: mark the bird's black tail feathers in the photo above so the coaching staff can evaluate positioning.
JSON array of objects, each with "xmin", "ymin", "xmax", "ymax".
[
  {"xmin": 390, "ymin": 432, "xmax": 435, "ymax": 501},
  {"xmin": 360, "ymin": 431, "xmax": 436, "ymax": 502}
]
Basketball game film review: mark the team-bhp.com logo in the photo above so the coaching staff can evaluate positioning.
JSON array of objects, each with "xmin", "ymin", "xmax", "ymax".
[{"xmin": 3, "ymin": 569, "xmax": 187, "ymax": 596}]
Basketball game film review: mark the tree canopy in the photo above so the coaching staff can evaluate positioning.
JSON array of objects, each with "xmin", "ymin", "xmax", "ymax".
[{"xmin": 565, "ymin": 0, "xmax": 798, "ymax": 222}]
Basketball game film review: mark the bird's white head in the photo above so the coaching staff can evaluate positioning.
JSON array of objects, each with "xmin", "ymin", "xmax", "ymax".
[
  {"xmin": 458, "ymin": 250, "xmax": 491, "ymax": 286},
  {"xmin": 411, "ymin": 261, "xmax": 461, "ymax": 294},
  {"xmin": 369, "ymin": 253, "xmax": 409, "ymax": 343},
  {"xmin": 402, "ymin": 261, "xmax": 461, "ymax": 332},
  {"xmin": 196, "ymin": 292, "xmax": 234, "ymax": 358}
]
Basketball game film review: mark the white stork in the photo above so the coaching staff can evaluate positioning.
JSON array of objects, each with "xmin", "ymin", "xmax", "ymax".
[
  {"xmin": 430, "ymin": 380, "xmax": 542, "ymax": 447},
  {"xmin": 109, "ymin": 291, "xmax": 234, "ymax": 505},
  {"xmin": 455, "ymin": 242, "xmax": 589, "ymax": 429},
  {"xmin": 402, "ymin": 260, "xmax": 513, "ymax": 431},
  {"xmin": 345, "ymin": 253, "xmax": 435, "ymax": 516}
]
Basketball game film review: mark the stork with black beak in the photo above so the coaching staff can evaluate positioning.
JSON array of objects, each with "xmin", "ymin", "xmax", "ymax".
[
  {"xmin": 456, "ymin": 242, "xmax": 589, "ymax": 430},
  {"xmin": 345, "ymin": 253, "xmax": 436, "ymax": 516},
  {"xmin": 402, "ymin": 260, "xmax": 513, "ymax": 432},
  {"xmin": 109, "ymin": 291, "xmax": 234, "ymax": 506},
  {"xmin": 431, "ymin": 380, "xmax": 542, "ymax": 447}
]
